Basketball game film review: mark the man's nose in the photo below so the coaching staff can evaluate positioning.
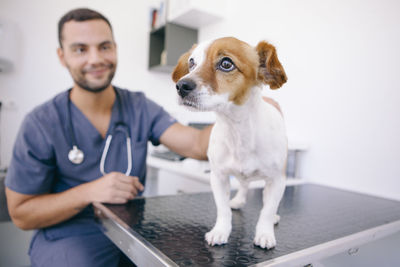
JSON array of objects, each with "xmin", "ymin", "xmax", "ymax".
[
  {"xmin": 87, "ymin": 48, "xmax": 103, "ymax": 64},
  {"xmin": 176, "ymin": 78, "xmax": 196, "ymax": 98}
]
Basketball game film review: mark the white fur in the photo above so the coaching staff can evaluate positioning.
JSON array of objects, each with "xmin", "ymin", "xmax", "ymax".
[
  {"xmin": 176, "ymin": 40, "xmax": 287, "ymax": 249},
  {"xmin": 190, "ymin": 40, "xmax": 212, "ymax": 71},
  {"xmin": 177, "ymin": 86, "xmax": 230, "ymax": 112},
  {"xmin": 205, "ymin": 87, "xmax": 287, "ymax": 249}
]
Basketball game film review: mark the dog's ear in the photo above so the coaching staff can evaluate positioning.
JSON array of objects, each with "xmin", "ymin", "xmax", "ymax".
[
  {"xmin": 172, "ymin": 44, "xmax": 197, "ymax": 83},
  {"xmin": 256, "ymin": 41, "xmax": 287, "ymax": 89}
]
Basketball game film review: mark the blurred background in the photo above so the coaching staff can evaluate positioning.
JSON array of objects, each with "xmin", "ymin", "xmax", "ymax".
[{"xmin": 1, "ymin": 0, "xmax": 400, "ymax": 266}]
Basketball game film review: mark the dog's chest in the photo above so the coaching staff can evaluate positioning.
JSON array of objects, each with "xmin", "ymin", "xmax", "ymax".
[
  {"xmin": 207, "ymin": 106, "xmax": 287, "ymax": 179},
  {"xmin": 208, "ymin": 122, "xmax": 268, "ymax": 177}
]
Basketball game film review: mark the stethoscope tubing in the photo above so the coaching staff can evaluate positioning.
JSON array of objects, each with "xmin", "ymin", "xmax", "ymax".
[
  {"xmin": 99, "ymin": 133, "xmax": 132, "ymax": 176},
  {"xmin": 67, "ymin": 88, "xmax": 133, "ymax": 176}
]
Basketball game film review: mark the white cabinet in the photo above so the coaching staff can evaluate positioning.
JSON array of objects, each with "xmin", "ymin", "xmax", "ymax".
[
  {"xmin": 167, "ymin": 0, "xmax": 226, "ymax": 29},
  {"xmin": 148, "ymin": 0, "xmax": 226, "ymax": 72}
]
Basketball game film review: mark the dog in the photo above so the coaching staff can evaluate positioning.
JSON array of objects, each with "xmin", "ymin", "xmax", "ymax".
[{"xmin": 172, "ymin": 37, "xmax": 288, "ymax": 249}]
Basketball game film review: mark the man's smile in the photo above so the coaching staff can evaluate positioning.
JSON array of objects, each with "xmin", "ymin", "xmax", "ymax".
[{"xmin": 84, "ymin": 65, "xmax": 112, "ymax": 78}]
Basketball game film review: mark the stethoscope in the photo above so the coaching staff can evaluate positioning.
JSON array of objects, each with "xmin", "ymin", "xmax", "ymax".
[{"xmin": 67, "ymin": 88, "xmax": 132, "ymax": 176}]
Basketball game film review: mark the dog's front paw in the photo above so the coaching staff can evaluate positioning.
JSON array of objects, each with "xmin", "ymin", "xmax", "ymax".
[
  {"xmin": 205, "ymin": 227, "xmax": 231, "ymax": 246},
  {"xmin": 254, "ymin": 231, "xmax": 276, "ymax": 249}
]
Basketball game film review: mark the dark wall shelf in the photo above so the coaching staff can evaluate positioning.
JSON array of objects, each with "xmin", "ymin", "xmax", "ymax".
[{"xmin": 148, "ymin": 23, "xmax": 198, "ymax": 73}]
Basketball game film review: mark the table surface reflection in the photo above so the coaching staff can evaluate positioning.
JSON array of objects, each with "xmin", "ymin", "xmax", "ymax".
[{"xmin": 94, "ymin": 184, "xmax": 400, "ymax": 267}]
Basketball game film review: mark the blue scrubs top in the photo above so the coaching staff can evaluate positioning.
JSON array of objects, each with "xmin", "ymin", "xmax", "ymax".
[{"xmin": 5, "ymin": 87, "xmax": 177, "ymax": 242}]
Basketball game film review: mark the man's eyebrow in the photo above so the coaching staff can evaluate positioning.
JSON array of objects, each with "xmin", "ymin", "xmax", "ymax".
[
  {"xmin": 99, "ymin": 40, "xmax": 113, "ymax": 46},
  {"xmin": 68, "ymin": 41, "xmax": 113, "ymax": 48},
  {"xmin": 69, "ymin": 43, "xmax": 87, "ymax": 48}
]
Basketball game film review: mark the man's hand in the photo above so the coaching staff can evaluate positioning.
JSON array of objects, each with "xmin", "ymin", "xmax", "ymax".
[
  {"xmin": 5, "ymin": 172, "xmax": 144, "ymax": 230},
  {"xmin": 85, "ymin": 172, "xmax": 144, "ymax": 204}
]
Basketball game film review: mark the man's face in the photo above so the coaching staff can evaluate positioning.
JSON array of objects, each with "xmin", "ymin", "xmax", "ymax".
[{"xmin": 58, "ymin": 19, "xmax": 117, "ymax": 93}]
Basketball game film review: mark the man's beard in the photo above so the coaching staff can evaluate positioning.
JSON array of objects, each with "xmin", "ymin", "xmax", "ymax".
[{"xmin": 73, "ymin": 64, "xmax": 116, "ymax": 93}]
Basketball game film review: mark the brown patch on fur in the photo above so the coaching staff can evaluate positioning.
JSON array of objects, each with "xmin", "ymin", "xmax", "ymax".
[
  {"xmin": 197, "ymin": 37, "xmax": 259, "ymax": 105},
  {"xmin": 256, "ymin": 41, "xmax": 287, "ymax": 89},
  {"xmin": 172, "ymin": 38, "xmax": 287, "ymax": 105},
  {"xmin": 172, "ymin": 44, "xmax": 197, "ymax": 83}
]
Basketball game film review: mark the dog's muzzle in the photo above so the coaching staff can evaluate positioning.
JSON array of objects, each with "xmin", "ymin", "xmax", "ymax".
[{"xmin": 176, "ymin": 78, "xmax": 196, "ymax": 98}]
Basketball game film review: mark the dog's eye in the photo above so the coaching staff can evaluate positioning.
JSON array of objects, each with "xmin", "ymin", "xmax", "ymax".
[
  {"xmin": 188, "ymin": 58, "xmax": 196, "ymax": 70},
  {"xmin": 218, "ymin": 57, "xmax": 236, "ymax": 72}
]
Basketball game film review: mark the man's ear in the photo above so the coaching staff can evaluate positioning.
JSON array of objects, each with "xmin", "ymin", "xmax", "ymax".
[
  {"xmin": 57, "ymin": 47, "xmax": 67, "ymax": 67},
  {"xmin": 171, "ymin": 44, "xmax": 197, "ymax": 83},
  {"xmin": 256, "ymin": 41, "xmax": 287, "ymax": 89}
]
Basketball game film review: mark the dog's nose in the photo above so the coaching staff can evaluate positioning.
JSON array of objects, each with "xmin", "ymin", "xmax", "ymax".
[{"xmin": 176, "ymin": 79, "xmax": 196, "ymax": 98}]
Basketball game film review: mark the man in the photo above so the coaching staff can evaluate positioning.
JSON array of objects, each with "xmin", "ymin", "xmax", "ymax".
[{"xmin": 5, "ymin": 8, "xmax": 211, "ymax": 267}]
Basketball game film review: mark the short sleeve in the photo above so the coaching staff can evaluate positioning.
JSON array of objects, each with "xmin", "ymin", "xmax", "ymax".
[
  {"xmin": 5, "ymin": 113, "xmax": 56, "ymax": 195},
  {"xmin": 145, "ymin": 98, "xmax": 177, "ymax": 146}
]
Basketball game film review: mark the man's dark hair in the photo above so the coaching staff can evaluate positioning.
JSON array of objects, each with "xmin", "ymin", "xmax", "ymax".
[{"xmin": 58, "ymin": 8, "xmax": 113, "ymax": 47}]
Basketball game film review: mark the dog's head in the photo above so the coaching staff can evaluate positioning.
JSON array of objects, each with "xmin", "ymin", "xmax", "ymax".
[{"xmin": 172, "ymin": 37, "xmax": 287, "ymax": 111}]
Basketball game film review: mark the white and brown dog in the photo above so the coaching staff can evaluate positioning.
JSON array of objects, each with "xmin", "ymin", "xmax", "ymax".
[{"xmin": 172, "ymin": 37, "xmax": 288, "ymax": 249}]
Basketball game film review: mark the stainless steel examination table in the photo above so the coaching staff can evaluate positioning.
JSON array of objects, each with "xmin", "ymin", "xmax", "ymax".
[{"xmin": 93, "ymin": 184, "xmax": 400, "ymax": 267}]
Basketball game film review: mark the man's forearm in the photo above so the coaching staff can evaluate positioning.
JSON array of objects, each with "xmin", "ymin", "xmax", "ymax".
[
  {"xmin": 197, "ymin": 125, "xmax": 213, "ymax": 160},
  {"xmin": 7, "ymin": 183, "xmax": 92, "ymax": 230}
]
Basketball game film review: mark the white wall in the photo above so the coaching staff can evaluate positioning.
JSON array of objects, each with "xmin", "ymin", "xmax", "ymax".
[
  {"xmin": 0, "ymin": 0, "xmax": 182, "ymax": 164},
  {"xmin": 199, "ymin": 0, "xmax": 400, "ymax": 200},
  {"xmin": 1, "ymin": 0, "xmax": 400, "ymax": 200}
]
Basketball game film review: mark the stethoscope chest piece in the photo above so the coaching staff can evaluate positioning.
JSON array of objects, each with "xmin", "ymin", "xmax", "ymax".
[{"xmin": 68, "ymin": 145, "xmax": 84, "ymax": 164}]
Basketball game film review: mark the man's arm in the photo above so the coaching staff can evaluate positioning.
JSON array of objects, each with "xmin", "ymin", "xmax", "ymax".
[
  {"xmin": 6, "ymin": 172, "xmax": 144, "ymax": 230},
  {"xmin": 6, "ymin": 185, "xmax": 91, "ymax": 230},
  {"xmin": 159, "ymin": 97, "xmax": 280, "ymax": 159},
  {"xmin": 159, "ymin": 122, "xmax": 213, "ymax": 160}
]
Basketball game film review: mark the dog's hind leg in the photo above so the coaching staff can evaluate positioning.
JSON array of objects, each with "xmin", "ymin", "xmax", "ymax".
[
  {"xmin": 205, "ymin": 172, "xmax": 232, "ymax": 246},
  {"xmin": 230, "ymin": 178, "xmax": 249, "ymax": 210},
  {"xmin": 254, "ymin": 177, "xmax": 285, "ymax": 249}
]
